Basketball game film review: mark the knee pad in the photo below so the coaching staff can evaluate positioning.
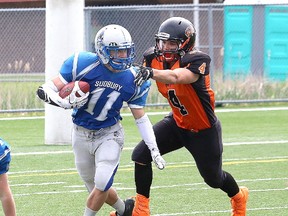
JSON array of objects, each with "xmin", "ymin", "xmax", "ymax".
[
  {"xmin": 132, "ymin": 141, "xmax": 151, "ymax": 164},
  {"xmin": 95, "ymin": 164, "xmax": 119, "ymax": 191}
]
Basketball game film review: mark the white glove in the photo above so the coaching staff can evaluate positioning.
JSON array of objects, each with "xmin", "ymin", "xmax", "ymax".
[
  {"xmin": 37, "ymin": 81, "xmax": 89, "ymax": 109},
  {"xmin": 59, "ymin": 81, "xmax": 89, "ymax": 109},
  {"xmin": 59, "ymin": 92, "xmax": 89, "ymax": 109},
  {"xmin": 151, "ymin": 149, "xmax": 166, "ymax": 170}
]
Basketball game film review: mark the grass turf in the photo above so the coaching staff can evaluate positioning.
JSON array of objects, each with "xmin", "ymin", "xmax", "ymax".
[{"xmin": 0, "ymin": 106, "xmax": 287, "ymax": 215}]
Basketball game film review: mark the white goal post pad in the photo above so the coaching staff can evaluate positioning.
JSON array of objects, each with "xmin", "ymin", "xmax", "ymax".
[{"xmin": 45, "ymin": 0, "xmax": 84, "ymax": 145}]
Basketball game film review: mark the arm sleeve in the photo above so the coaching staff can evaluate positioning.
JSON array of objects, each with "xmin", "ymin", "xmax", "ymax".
[{"xmin": 135, "ymin": 113, "xmax": 159, "ymax": 152}]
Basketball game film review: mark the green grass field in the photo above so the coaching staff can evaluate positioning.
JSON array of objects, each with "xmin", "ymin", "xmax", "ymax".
[{"xmin": 0, "ymin": 106, "xmax": 288, "ymax": 216}]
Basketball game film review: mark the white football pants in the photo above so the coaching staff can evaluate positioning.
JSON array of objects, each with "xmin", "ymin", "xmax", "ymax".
[{"xmin": 72, "ymin": 122, "xmax": 124, "ymax": 192}]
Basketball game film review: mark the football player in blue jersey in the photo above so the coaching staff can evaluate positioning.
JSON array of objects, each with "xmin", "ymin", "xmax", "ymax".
[
  {"xmin": 0, "ymin": 137, "xmax": 16, "ymax": 216},
  {"xmin": 37, "ymin": 24, "xmax": 166, "ymax": 216}
]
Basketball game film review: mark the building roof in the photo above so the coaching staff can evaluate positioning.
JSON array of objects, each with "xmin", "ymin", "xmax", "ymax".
[{"xmin": 0, "ymin": 0, "xmax": 222, "ymax": 8}]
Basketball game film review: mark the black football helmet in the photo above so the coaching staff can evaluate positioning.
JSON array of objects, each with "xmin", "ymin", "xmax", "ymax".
[{"xmin": 154, "ymin": 17, "xmax": 196, "ymax": 62}]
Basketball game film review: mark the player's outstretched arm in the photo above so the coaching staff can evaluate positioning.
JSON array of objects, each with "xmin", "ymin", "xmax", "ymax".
[
  {"xmin": 134, "ymin": 65, "xmax": 200, "ymax": 85},
  {"xmin": 131, "ymin": 108, "xmax": 166, "ymax": 170}
]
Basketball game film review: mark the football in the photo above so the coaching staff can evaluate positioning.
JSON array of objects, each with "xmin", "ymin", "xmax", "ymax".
[{"xmin": 59, "ymin": 81, "xmax": 90, "ymax": 99}]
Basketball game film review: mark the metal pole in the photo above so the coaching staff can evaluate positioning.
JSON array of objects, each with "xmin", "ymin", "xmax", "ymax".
[
  {"xmin": 194, "ymin": 0, "xmax": 200, "ymax": 48},
  {"xmin": 208, "ymin": 6, "xmax": 215, "ymax": 89}
]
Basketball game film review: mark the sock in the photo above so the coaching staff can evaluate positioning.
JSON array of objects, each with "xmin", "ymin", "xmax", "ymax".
[
  {"xmin": 135, "ymin": 163, "xmax": 152, "ymax": 198},
  {"xmin": 232, "ymin": 189, "xmax": 243, "ymax": 200},
  {"xmin": 112, "ymin": 199, "xmax": 125, "ymax": 215},
  {"xmin": 84, "ymin": 206, "xmax": 97, "ymax": 216},
  {"xmin": 220, "ymin": 171, "xmax": 240, "ymax": 197}
]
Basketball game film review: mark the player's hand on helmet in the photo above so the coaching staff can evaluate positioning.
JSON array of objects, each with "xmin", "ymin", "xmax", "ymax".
[
  {"xmin": 134, "ymin": 65, "xmax": 154, "ymax": 86},
  {"xmin": 151, "ymin": 148, "xmax": 166, "ymax": 170}
]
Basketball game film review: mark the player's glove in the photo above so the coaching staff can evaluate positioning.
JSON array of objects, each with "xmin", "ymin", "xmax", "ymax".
[
  {"xmin": 151, "ymin": 148, "xmax": 166, "ymax": 170},
  {"xmin": 60, "ymin": 92, "xmax": 89, "ymax": 109},
  {"xmin": 59, "ymin": 81, "xmax": 90, "ymax": 109},
  {"xmin": 134, "ymin": 65, "xmax": 154, "ymax": 86},
  {"xmin": 37, "ymin": 85, "xmax": 89, "ymax": 109}
]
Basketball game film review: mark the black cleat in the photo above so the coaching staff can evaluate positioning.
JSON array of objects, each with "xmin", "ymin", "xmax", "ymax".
[{"xmin": 110, "ymin": 198, "xmax": 135, "ymax": 216}]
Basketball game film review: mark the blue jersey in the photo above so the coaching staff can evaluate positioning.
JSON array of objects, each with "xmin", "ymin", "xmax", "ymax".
[
  {"xmin": 0, "ymin": 138, "xmax": 11, "ymax": 174},
  {"xmin": 59, "ymin": 51, "xmax": 151, "ymax": 130}
]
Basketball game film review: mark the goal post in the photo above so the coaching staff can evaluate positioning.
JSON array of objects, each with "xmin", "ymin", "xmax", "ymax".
[{"xmin": 45, "ymin": 0, "xmax": 84, "ymax": 145}]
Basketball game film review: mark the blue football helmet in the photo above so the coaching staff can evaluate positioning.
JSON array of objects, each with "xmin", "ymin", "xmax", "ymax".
[{"xmin": 95, "ymin": 24, "xmax": 135, "ymax": 70}]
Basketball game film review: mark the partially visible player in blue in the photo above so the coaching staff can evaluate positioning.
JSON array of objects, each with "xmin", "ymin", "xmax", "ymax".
[
  {"xmin": 36, "ymin": 24, "xmax": 165, "ymax": 216},
  {"xmin": 0, "ymin": 137, "xmax": 16, "ymax": 216}
]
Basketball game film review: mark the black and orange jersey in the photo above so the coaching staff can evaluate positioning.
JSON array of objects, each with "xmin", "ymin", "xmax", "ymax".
[{"xmin": 143, "ymin": 47, "xmax": 217, "ymax": 131}]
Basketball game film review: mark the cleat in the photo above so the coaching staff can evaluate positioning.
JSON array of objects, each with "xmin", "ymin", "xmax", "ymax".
[
  {"xmin": 132, "ymin": 194, "xmax": 150, "ymax": 216},
  {"xmin": 110, "ymin": 212, "xmax": 117, "ymax": 216},
  {"xmin": 231, "ymin": 186, "xmax": 249, "ymax": 216},
  {"xmin": 110, "ymin": 198, "xmax": 135, "ymax": 216}
]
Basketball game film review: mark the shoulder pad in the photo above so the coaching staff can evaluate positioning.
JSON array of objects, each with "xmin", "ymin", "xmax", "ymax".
[
  {"xmin": 181, "ymin": 50, "xmax": 211, "ymax": 66},
  {"xmin": 143, "ymin": 47, "xmax": 155, "ymax": 67},
  {"xmin": 143, "ymin": 47, "xmax": 155, "ymax": 57},
  {"xmin": 181, "ymin": 50, "xmax": 211, "ymax": 75}
]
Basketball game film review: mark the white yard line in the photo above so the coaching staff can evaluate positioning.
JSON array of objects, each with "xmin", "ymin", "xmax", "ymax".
[
  {"xmin": 153, "ymin": 206, "xmax": 288, "ymax": 215},
  {"xmin": 11, "ymin": 139, "xmax": 288, "ymax": 157},
  {"xmin": 1, "ymin": 106, "xmax": 288, "ymax": 120}
]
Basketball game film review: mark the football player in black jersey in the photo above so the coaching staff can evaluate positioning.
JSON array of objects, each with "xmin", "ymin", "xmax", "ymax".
[{"xmin": 132, "ymin": 17, "xmax": 249, "ymax": 216}]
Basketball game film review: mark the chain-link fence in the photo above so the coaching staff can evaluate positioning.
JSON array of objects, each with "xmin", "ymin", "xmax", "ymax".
[
  {"xmin": 0, "ymin": 8, "xmax": 45, "ymax": 75},
  {"xmin": 0, "ymin": 4, "xmax": 288, "ymax": 112},
  {"xmin": 84, "ymin": 4, "xmax": 225, "ymax": 72}
]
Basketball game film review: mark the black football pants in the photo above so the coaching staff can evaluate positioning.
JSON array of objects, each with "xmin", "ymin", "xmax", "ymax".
[{"xmin": 132, "ymin": 113, "xmax": 239, "ymax": 198}]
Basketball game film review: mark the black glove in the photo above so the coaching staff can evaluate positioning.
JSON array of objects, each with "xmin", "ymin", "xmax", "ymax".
[{"xmin": 134, "ymin": 65, "xmax": 154, "ymax": 86}]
